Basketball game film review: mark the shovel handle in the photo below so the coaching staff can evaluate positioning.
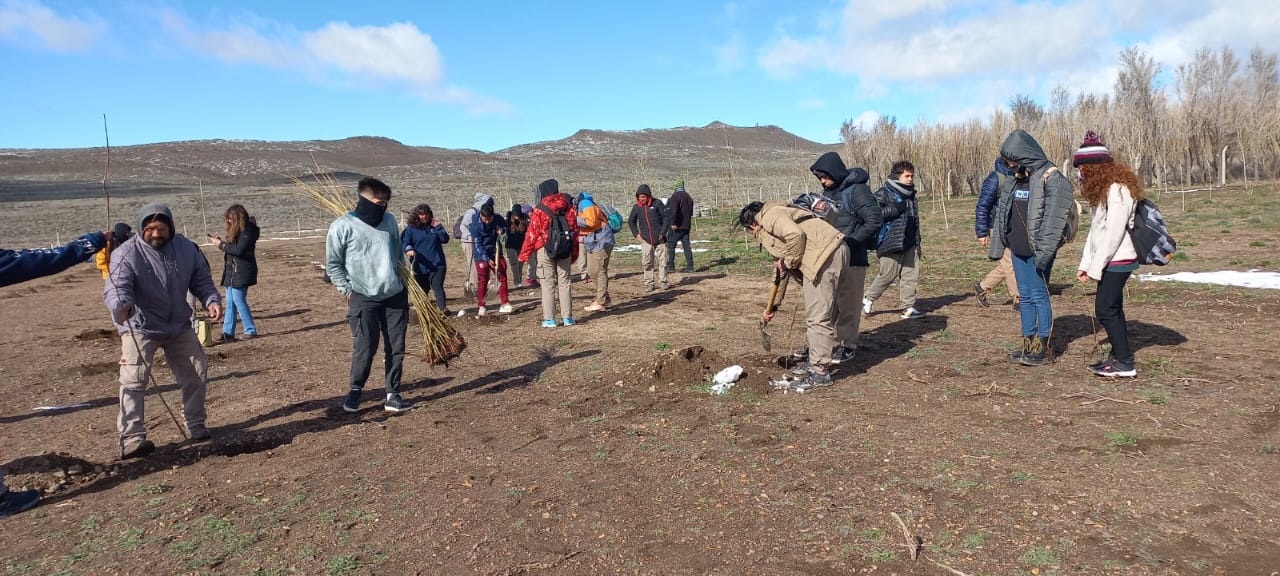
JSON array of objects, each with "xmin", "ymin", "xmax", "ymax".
[{"xmin": 763, "ymin": 267, "xmax": 783, "ymax": 322}]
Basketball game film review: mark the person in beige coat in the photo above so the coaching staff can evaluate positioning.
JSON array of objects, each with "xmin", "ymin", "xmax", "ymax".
[
  {"xmin": 1073, "ymin": 131, "xmax": 1140, "ymax": 378},
  {"xmin": 739, "ymin": 201, "xmax": 849, "ymax": 390}
]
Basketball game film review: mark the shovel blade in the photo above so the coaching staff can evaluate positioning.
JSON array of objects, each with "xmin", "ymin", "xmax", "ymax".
[{"xmin": 759, "ymin": 321, "xmax": 773, "ymax": 352}]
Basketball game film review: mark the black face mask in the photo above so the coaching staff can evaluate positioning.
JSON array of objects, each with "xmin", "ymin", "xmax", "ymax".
[{"xmin": 354, "ymin": 196, "xmax": 387, "ymax": 227}]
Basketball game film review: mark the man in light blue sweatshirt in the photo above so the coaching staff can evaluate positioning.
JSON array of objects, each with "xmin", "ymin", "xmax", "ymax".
[{"xmin": 326, "ymin": 177, "xmax": 412, "ymax": 413}]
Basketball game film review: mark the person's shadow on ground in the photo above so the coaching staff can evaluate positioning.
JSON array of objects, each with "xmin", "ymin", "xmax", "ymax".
[
  {"xmin": 17, "ymin": 348, "xmax": 598, "ymax": 504},
  {"xmin": 1052, "ymin": 314, "xmax": 1188, "ymax": 358}
]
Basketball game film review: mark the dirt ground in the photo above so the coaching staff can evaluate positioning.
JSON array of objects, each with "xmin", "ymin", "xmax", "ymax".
[{"xmin": 1, "ymin": 187, "xmax": 1278, "ymax": 576}]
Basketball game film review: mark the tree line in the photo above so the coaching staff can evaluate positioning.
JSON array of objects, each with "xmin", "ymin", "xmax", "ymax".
[{"xmin": 838, "ymin": 44, "xmax": 1280, "ymax": 197}]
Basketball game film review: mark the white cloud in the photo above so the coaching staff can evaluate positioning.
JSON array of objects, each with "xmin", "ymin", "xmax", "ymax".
[
  {"xmin": 761, "ymin": 0, "xmax": 1280, "ymax": 87},
  {"xmin": 712, "ymin": 34, "xmax": 746, "ymax": 72},
  {"xmin": 159, "ymin": 10, "xmax": 509, "ymax": 115},
  {"xmin": 798, "ymin": 98, "xmax": 827, "ymax": 110},
  {"xmin": 847, "ymin": 109, "xmax": 881, "ymax": 130},
  {"xmin": 0, "ymin": 0, "xmax": 105, "ymax": 52}
]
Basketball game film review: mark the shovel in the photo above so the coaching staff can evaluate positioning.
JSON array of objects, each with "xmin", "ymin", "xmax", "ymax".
[{"xmin": 760, "ymin": 267, "xmax": 786, "ymax": 352}]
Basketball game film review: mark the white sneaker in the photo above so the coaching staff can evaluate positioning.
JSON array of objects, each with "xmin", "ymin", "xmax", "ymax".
[
  {"xmin": 498, "ymin": 304, "xmax": 513, "ymax": 314},
  {"xmin": 861, "ymin": 298, "xmax": 873, "ymax": 315},
  {"xmin": 901, "ymin": 307, "xmax": 924, "ymax": 319},
  {"xmin": 477, "ymin": 306, "xmax": 487, "ymax": 317}
]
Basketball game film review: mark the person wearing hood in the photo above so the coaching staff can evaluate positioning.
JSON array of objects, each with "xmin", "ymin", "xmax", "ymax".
[
  {"xmin": 665, "ymin": 180, "xmax": 695, "ymax": 273},
  {"xmin": 974, "ymin": 158, "xmax": 1021, "ymax": 310},
  {"xmin": 0, "ymin": 229, "xmax": 109, "ymax": 517},
  {"xmin": 468, "ymin": 201, "xmax": 513, "ymax": 316},
  {"xmin": 792, "ymin": 151, "xmax": 882, "ymax": 366},
  {"xmin": 864, "ymin": 160, "xmax": 925, "ymax": 319},
  {"xmin": 627, "ymin": 184, "xmax": 669, "ymax": 291},
  {"xmin": 402, "ymin": 203, "xmax": 450, "ymax": 314},
  {"xmin": 459, "ymin": 193, "xmax": 491, "ymax": 298},
  {"xmin": 988, "ymin": 129, "xmax": 1076, "ymax": 366},
  {"xmin": 325, "ymin": 177, "xmax": 413, "ymax": 413},
  {"xmin": 575, "ymin": 191, "xmax": 615, "ymax": 312},
  {"xmin": 209, "ymin": 204, "xmax": 260, "ymax": 341},
  {"xmin": 95, "ymin": 222, "xmax": 132, "ymax": 280},
  {"xmin": 520, "ymin": 179, "xmax": 579, "ymax": 327},
  {"xmin": 103, "ymin": 203, "xmax": 223, "ymax": 458}
]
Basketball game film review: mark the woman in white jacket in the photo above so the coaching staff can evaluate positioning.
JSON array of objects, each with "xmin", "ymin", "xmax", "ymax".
[{"xmin": 1073, "ymin": 132, "xmax": 1140, "ymax": 378}]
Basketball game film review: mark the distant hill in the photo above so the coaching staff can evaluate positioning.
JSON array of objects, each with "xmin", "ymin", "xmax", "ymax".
[{"xmin": 0, "ymin": 123, "xmax": 836, "ymax": 190}]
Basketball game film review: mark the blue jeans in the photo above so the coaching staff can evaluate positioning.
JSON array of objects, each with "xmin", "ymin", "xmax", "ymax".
[
  {"xmin": 223, "ymin": 286, "xmax": 257, "ymax": 336},
  {"xmin": 1010, "ymin": 253, "xmax": 1054, "ymax": 337}
]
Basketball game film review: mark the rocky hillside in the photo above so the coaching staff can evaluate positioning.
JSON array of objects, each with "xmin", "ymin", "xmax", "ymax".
[{"xmin": 0, "ymin": 122, "xmax": 836, "ymax": 195}]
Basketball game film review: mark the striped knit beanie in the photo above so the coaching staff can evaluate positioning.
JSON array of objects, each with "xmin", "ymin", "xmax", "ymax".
[{"xmin": 1072, "ymin": 130, "xmax": 1112, "ymax": 166}]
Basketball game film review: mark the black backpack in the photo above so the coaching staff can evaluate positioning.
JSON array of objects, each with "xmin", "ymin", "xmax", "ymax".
[
  {"xmin": 1129, "ymin": 198, "xmax": 1176, "ymax": 265},
  {"xmin": 538, "ymin": 205, "xmax": 573, "ymax": 260}
]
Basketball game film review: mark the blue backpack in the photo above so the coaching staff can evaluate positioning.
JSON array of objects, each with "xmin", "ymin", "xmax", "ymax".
[{"xmin": 599, "ymin": 204, "xmax": 624, "ymax": 234}]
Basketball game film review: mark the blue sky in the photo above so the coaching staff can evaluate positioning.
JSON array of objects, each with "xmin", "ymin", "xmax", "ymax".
[{"xmin": 2, "ymin": 0, "xmax": 1276, "ymax": 151}]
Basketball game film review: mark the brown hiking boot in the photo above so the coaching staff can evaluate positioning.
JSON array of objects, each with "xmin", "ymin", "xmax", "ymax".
[{"xmin": 120, "ymin": 438, "xmax": 155, "ymax": 460}]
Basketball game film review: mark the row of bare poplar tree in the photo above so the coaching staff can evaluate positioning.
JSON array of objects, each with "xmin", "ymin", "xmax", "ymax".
[{"xmin": 838, "ymin": 44, "xmax": 1280, "ymax": 197}]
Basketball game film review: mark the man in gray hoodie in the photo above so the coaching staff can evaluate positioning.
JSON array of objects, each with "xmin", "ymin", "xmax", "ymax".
[{"xmin": 104, "ymin": 204, "xmax": 222, "ymax": 459}]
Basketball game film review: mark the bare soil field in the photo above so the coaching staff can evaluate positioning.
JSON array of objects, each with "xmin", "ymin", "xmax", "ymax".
[{"xmin": 1, "ymin": 186, "xmax": 1278, "ymax": 575}]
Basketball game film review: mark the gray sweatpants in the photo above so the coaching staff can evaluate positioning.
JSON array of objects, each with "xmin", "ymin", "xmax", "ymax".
[
  {"xmin": 118, "ymin": 329, "xmax": 208, "ymax": 441},
  {"xmin": 865, "ymin": 249, "xmax": 919, "ymax": 309}
]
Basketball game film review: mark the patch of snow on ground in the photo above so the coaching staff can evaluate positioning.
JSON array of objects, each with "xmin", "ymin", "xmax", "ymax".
[{"xmin": 1139, "ymin": 269, "xmax": 1280, "ymax": 290}]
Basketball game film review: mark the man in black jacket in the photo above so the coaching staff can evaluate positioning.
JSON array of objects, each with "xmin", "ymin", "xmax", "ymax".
[
  {"xmin": 865, "ymin": 160, "xmax": 924, "ymax": 319},
  {"xmin": 665, "ymin": 180, "xmax": 695, "ymax": 273},
  {"xmin": 795, "ymin": 152, "xmax": 883, "ymax": 365},
  {"xmin": 628, "ymin": 184, "xmax": 669, "ymax": 290}
]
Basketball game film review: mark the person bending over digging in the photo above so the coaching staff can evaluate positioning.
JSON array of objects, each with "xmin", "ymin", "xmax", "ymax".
[
  {"xmin": 104, "ymin": 204, "xmax": 223, "ymax": 459},
  {"xmin": 739, "ymin": 201, "xmax": 848, "ymax": 392}
]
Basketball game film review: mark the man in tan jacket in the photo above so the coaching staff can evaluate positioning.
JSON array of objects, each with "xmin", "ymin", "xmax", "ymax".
[{"xmin": 739, "ymin": 201, "xmax": 849, "ymax": 390}]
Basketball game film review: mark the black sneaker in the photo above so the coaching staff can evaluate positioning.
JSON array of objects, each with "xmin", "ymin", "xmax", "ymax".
[
  {"xmin": 0, "ymin": 489, "xmax": 41, "ymax": 519},
  {"xmin": 681, "ymin": 266, "xmax": 694, "ymax": 273},
  {"xmin": 794, "ymin": 369, "xmax": 834, "ymax": 392},
  {"xmin": 1089, "ymin": 360, "xmax": 1137, "ymax": 378},
  {"xmin": 791, "ymin": 346, "xmax": 810, "ymax": 360},
  {"xmin": 120, "ymin": 438, "xmax": 155, "ymax": 460},
  {"xmin": 342, "ymin": 388, "xmax": 363, "ymax": 413},
  {"xmin": 830, "ymin": 346, "xmax": 855, "ymax": 365},
  {"xmin": 384, "ymin": 394, "xmax": 413, "ymax": 412},
  {"xmin": 974, "ymin": 282, "xmax": 990, "ymax": 307},
  {"xmin": 1087, "ymin": 357, "xmax": 1112, "ymax": 372}
]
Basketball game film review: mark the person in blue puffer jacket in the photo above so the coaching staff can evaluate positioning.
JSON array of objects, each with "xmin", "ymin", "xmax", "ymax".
[{"xmin": 973, "ymin": 158, "xmax": 1020, "ymax": 310}]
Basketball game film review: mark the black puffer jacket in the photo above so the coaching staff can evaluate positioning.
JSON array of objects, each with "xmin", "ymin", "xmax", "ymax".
[
  {"xmin": 873, "ymin": 180, "xmax": 919, "ymax": 257},
  {"xmin": 219, "ymin": 222, "xmax": 259, "ymax": 288},
  {"xmin": 809, "ymin": 152, "xmax": 882, "ymax": 266}
]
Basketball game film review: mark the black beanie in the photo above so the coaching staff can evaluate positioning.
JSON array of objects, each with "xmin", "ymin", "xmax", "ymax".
[
  {"xmin": 537, "ymin": 179, "xmax": 560, "ymax": 200},
  {"xmin": 635, "ymin": 183, "xmax": 652, "ymax": 198}
]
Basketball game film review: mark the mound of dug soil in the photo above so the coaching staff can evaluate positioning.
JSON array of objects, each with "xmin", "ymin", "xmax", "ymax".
[{"xmin": 647, "ymin": 345, "xmax": 726, "ymax": 384}]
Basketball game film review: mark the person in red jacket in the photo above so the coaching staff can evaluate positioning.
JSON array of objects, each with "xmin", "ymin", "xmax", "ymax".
[{"xmin": 519, "ymin": 179, "xmax": 579, "ymax": 327}]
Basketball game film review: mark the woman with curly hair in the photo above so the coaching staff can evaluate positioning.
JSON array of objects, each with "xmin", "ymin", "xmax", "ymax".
[
  {"xmin": 1074, "ymin": 131, "xmax": 1141, "ymax": 378},
  {"xmin": 400, "ymin": 203, "xmax": 451, "ymax": 314},
  {"xmin": 210, "ymin": 204, "xmax": 260, "ymax": 340}
]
